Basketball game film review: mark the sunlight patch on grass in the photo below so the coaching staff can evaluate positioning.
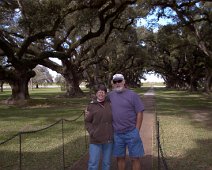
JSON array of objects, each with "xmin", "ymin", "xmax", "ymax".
[
  {"xmin": 159, "ymin": 116, "xmax": 198, "ymax": 157},
  {"xmin": 155, "ymin": 88, "xmax": 212, "ymax": 170},
  {"xmin": 0, "ymin": 88, "xmax": 90, "ymax": 169}
]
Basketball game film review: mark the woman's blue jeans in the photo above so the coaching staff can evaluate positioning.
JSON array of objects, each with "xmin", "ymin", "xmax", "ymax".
[{"xmin": 88, "ymin": 143, "xmax": 113, "ymax": 170}]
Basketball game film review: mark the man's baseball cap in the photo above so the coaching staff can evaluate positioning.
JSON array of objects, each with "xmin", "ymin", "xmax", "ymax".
[{"xmin": 112, "ymin": 74, "xmax": 124, "ymax": 81}]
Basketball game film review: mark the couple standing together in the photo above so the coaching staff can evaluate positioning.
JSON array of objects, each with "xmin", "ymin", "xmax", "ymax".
[{"xmin": 85, "ymin": 74, "xmax": 145, "ymax": 170}]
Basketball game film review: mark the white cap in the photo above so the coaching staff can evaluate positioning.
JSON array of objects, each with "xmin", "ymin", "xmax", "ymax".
[{"xmin": 112, "ymin": 74, "xmax": 124, "ymax": 81}]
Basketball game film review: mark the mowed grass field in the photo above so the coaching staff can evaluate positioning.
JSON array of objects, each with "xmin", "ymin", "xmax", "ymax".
[
  {"xmin": 0, "ymin": 86, "xmax": 149, "ymax": 170},
  {"xmin": 154, "ymin": 88, "xmax": 212, "ymax": 170},
  {"xmin": 0, "ymin": 86, "xmax": 211, "ymax": 170},
  {"xmin": 0, "ymin": 87, "xmax": 90, "ymax": 169}
]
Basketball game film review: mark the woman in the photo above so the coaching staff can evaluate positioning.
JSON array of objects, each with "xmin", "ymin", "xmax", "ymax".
[{"xmin": 85, "ymin": 84, "xmax": 113, "ymax": 170}]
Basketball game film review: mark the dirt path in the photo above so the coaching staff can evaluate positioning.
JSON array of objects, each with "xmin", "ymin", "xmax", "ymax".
[{"xmin": 69, "ymin": 88, "xmax": 155, "ymax": 170}]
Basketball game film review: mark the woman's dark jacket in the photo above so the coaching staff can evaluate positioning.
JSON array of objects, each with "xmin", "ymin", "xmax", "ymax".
[{"xmin": 85, "ymin": 99, "xmax": 113, "ymax": 144}]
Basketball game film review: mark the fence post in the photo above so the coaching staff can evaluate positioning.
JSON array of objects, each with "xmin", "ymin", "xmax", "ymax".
[
  {"xmin": 83, "ymin": 112, "xmax": 88, "ymax": 149},
  {"xmin": 157, "ymin": 121, "xmax": 160, "ymax": 170},
  {"xmin": 19, "ymin": 133, "xmax": 22, "ymax": 170},
  {"xmin": 62, "ymin": 119, "xmax": 65, "ymax": 170}
]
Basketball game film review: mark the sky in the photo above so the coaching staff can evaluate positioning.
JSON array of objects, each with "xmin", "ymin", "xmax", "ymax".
[
  {"xmin": 49, "ymin": 69, "xmax": 164, "ymax": 82},
  {"xmin": 48, "ymin": 58, "xmax": 61, "ymax": 78},
  {"xmin": 141, "ymin": 73, "xmax": 164, "ymax": 82},
  {"xmin": 48, "ymin": 59, "xmax": 164, "ymax": 82}
]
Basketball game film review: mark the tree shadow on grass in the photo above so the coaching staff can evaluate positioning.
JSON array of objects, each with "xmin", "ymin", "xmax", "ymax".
[
  {"xmin": 72, "ymin": 137, "xmax": 212, "ymax": 170},
  {"xmin": 0, "ymin": 128, "xmax": 88, "ymax": 170},
  {"xmin": 1, "ymin": 134, "xmax": 210, "ymax": 170},
  {"xmin": 153, "ymin": 138, "xmax": 212, "ymax": 170},
  {"xmin": 190, "ymin": 108, "xmax": 212, "ymax": 131}
]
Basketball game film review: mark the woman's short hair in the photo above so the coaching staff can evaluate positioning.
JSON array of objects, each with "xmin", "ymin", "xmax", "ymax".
[{"xmin": 94, "ymin": 84, "xmax": 107, "ymax": 93}]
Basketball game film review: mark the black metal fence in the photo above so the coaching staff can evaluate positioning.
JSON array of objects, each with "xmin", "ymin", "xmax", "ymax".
[
  {"xmin": 156, "ymin": 118, "xmax": 169, "ymax": 170},
  {"xmin": 0, "ymin": 112, "xmax": 88, "ymax": 170}
]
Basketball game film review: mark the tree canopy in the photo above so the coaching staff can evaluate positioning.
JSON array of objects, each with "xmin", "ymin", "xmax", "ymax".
[{"xmin": 0, "ymin": 0, "xmax": 211, "ymax": 102}]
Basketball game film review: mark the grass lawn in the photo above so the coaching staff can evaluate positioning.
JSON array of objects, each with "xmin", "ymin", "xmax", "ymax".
[
  {"xmin": 0, "ymin": 87, "xmax": 90, "ymax": 169},
  {"xmin": 154, "ymin": 88, "xmax": 212, "ymax": 170},
  {"xmin": 1, "ymin": 86, "xmax": 211, "ymax": 170},
  {"xmin": 0, "ymin": 86, "xmax": 150, "ymax": 170}
]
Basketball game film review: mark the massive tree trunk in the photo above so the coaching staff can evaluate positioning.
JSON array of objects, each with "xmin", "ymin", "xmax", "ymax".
[
  {"xmin": 65, "ymin": 78, "xmax": 83, "ymax": 97},
  {"xmin": 189, "ymin": 76, "xmax": 198, "ymax": 92},
  {"xmin": 9, "ymin": 78, "xmax": 30, "ymax": 100},
  {"xmin": 63, "ymin": 72, "xmax": 84, "ymax": 97},
  {"xmin": 164, "ymin": 76, "xmax": 177, "ymax": 89},
  {"xmin": 6, "ymin": 71, "xmax": 36, "ymax": 103},
  {"xmin": 0, "ymin": 81, "xmax": 3, "ymax": 92},
  {"xmin": 197, "ymin": 44, "xmax": 212, "ymax": 93},
  {"xmin": 204, "ymin": 67, "xmax": 212, "ymax": 93}
]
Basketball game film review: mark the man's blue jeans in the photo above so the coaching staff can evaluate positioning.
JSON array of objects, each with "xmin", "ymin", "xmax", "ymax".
[{"xmin": 88, "ymin": 143, "xmax": 113, "ymax": 170}]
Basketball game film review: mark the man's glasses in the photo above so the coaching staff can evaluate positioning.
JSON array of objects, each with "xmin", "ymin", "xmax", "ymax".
[{"xmin": 113, "ymin": 80, "xmax": 123, "ymax": 84}]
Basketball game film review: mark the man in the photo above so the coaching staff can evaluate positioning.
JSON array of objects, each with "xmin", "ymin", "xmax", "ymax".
[{"xmin": 108, "ymin": 73, "xmax": 144, "ymax": 170}]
